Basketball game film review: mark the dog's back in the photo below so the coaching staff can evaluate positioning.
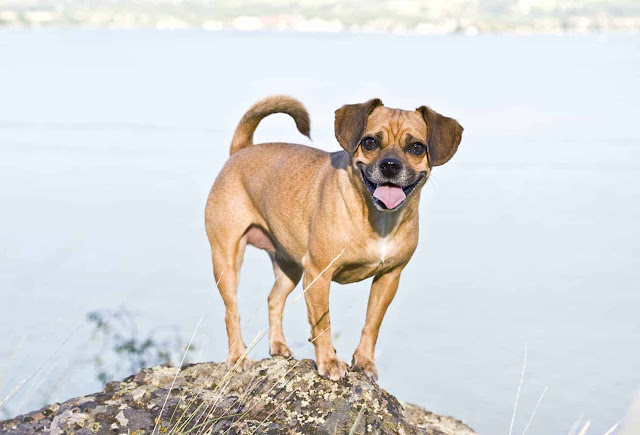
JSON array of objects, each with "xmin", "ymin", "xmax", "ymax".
[{"xmin": 206, "ymin": 97, "xmax": 333, "ymax": 266}]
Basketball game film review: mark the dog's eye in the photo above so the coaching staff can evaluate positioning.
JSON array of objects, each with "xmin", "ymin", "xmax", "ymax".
[
  {"xmin": 360, "ymin": 137, "xmax": 378, "ymax": 151},
  {"xmin": 408, "ymin": 142, "xmax": 426, "ymax": 155}
]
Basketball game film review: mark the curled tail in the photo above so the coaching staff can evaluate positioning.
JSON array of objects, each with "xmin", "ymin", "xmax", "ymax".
[{"xmin": 230, "ymin": 95, "xmax": 311, "ymax": 155}]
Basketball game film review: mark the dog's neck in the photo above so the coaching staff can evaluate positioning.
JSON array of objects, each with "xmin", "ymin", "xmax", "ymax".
[
  {"xmin": 339, "ymin": 159, "xmax": 419, "ymax": 238},
  {"xmin": 367, "ymin": 206, "xmax": 408, "ymax": 237}
]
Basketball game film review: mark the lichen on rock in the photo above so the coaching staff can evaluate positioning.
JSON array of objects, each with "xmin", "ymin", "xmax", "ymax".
[{"xmin": 0, "ymin": 358, "xmax": 475, "ymax": 434}]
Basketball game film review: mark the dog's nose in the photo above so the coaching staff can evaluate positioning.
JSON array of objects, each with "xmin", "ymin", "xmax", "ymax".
[{"xmin": 379, "ymin": 158, "xmax": 403, "ymax": 178}]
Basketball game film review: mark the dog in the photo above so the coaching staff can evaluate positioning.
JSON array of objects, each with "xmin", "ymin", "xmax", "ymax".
[{"xmin": 205, "ymin": 96, "xmax": 463, "ymax": 381}]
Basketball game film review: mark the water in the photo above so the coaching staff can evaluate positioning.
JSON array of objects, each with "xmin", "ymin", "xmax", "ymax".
[{"xmin": 0, "ymin": 29, "xmax": 639, "ymax": 433}]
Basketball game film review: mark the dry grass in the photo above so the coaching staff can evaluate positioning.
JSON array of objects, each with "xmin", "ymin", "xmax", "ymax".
[
  {"xmin": 508, "ymin": 345, "xmax": 622, "ymax": 435},
  {"xmin": 1, "ymin": 243, "xmax": 630, "ymax": 434},
  {"xmin": 522, "ymin": 386, "xmax": 548, "ymax": 435},
  {"xmin": 0, "ymin": 325, "xmax": 81, "ymax": 416},
  {"xmin": 156, "ymin": 248, "xmax": 347, "ymax": 434},
  {"xmin": 508, "ymin": 346, "xmax": 527, "ymax": 435},
  {"xmin": 151, "ymin": 269, "xmax": 225, "ymax": 435},
  {"xmin": 219, "ymin": 359, "xmax": 301, "ymax": 435},
  {"xmin": 348, "ymin": 404, "xmax": 366, "ymax": 435}
]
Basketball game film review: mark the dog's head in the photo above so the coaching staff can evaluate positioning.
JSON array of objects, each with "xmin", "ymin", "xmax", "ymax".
[{"xmin": 335, "ymin": 99, "xmax": 463, "ymax": 211}]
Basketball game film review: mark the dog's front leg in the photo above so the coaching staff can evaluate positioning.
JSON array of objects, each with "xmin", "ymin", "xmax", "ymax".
[
  {"xmin": 351, "ymin": 266, "xmax": 403, "ymax": 382},
  {"xmin": 302, "ymin": 266, "xmax": 348, "ymax": 381}
]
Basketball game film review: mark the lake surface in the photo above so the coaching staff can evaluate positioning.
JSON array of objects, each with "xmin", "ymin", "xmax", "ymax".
[{"xmin": 0, "ymin": 29, "xmax": 639, "ymax": 433}]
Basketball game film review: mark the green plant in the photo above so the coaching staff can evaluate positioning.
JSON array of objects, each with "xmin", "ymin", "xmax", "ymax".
[{"xmin": 87, "ymin": 308, "xmax": 194, "ymax": 385}]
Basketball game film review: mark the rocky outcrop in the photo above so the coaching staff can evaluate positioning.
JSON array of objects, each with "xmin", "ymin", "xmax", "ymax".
[{"xmin": 0, "ymin": 358, "xmax": 475, "ymax": 434}]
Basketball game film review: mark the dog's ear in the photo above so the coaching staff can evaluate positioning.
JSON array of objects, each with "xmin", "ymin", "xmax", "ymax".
[
  {"xmin": 417, "ymin": 106, "xmax": 463, "ymax": 166},
  {"xmin": 334, "ymin": 99, "xmax": 383, "ymax": 153}
]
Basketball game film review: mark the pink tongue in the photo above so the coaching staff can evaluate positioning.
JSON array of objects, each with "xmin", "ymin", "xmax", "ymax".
[{"xmin": 373, "ymin": 185, "xmax": 406, "ymax": 209}]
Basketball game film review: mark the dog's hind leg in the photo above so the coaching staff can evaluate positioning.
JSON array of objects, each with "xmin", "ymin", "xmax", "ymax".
[
  {"xmin": 210, "ymin": 234, "xmax": 251, "ymax": 372},
  {"xmin": 267, "ymin": 255, "xmax": 302, "ymax": 358}
]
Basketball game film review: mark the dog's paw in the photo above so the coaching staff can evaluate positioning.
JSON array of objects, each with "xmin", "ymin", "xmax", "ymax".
[
  {"xmin": 317, "ymin": 357, "xmax": 349, "ymax": 381},
  {"xmin": 351, "ymin": 356, "xmax": 378, "ymax": 382},
  {"xmin": 226, "ymin": 354, "xmax": 253, "ymax": 373},
  {"xmin": 269, "ymin": 341, "xmax": 294, "ymax": 359}
]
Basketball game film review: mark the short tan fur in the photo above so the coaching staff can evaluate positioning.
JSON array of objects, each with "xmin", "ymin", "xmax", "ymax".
[{"xmin": 205, "ymin": 95, "xmax": 463, "ymax": 381}]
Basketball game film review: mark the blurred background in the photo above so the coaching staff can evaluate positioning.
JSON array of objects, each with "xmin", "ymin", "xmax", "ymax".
[{"xmin": 1, "ymin": 1, "xmax": 639, "ymax": 434}]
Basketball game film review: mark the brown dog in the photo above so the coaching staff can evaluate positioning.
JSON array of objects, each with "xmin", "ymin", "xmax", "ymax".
[{"xmin": 205, "ymin": 96, "xmax": 463, "ymax": 381}]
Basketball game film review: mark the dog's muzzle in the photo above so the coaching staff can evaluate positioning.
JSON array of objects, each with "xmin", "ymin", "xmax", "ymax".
[{"xmin": 358, "ymin": 164, "xmax": 424, "ymax": 211}]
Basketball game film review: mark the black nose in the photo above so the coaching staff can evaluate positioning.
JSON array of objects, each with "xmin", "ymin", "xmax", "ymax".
[{"xmin": 379, "ymin": 158, "xmax": 402, "ymax": 177}]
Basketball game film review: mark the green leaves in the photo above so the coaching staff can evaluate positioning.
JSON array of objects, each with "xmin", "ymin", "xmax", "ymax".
[{"xmin": 86, "ymin": 308, "xmax": 194, "ymax": 385}]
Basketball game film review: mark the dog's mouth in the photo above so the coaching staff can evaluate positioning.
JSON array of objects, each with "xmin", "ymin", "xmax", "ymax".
[{"xmin": 359, "ymin": 166, "xmax": 423, "ymax": 211}]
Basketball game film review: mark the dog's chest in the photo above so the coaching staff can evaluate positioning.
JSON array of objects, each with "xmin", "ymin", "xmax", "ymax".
[
  {"xmin": 370, "ymin": 236, "xmax": 394, "ymax": 265},
  {"xmin": 362, "ymin": 213, "xmax": 409, "ymax": 266},
  {"xmin": 333, "ymin": 235, "xmax": 403, "ymax": 284}
]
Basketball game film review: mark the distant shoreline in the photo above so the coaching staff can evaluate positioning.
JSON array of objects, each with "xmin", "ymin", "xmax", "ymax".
[
  {"xmin": 0, "ymin": 23, "xmax": 639, "ymax": 36},
  {"xmin": 1, "ymin": 6, "xmax": 639, "ymax": 35}
]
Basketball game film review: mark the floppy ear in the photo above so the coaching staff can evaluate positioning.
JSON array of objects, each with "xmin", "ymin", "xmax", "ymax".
[
  {"xmin": 334, "ymin": 98, "xmax": 383, "ymax": 153},
  {"xmin": 417, "ymin": 106, "xmax": 463, "ymax": 166}
]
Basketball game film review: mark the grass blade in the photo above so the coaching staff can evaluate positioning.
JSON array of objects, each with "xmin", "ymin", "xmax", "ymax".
[{"xmin": 509, "ymin": 345, "xmax": 527, "ymax": 435}]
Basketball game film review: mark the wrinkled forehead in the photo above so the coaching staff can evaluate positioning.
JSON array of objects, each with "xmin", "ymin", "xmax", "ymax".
[{"xmin": 364, "ymin": 106, "xmax": 428, "ymax": 143}]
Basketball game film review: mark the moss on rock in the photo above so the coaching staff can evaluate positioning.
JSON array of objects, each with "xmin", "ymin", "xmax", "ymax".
[{"xmin": 0, "ymin": 358, "xmax": 474, "ymax": 434}]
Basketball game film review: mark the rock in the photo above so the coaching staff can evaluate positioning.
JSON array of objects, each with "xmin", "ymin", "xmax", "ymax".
[{"xmin": 0, "ymin": 358, "xmax": 475, "ymax": 434}]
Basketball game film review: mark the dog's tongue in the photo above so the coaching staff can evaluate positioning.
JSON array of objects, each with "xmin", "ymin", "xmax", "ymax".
[{"xmin": 373, "ymin": 185, "xmax": 406, "ymax": 209}]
